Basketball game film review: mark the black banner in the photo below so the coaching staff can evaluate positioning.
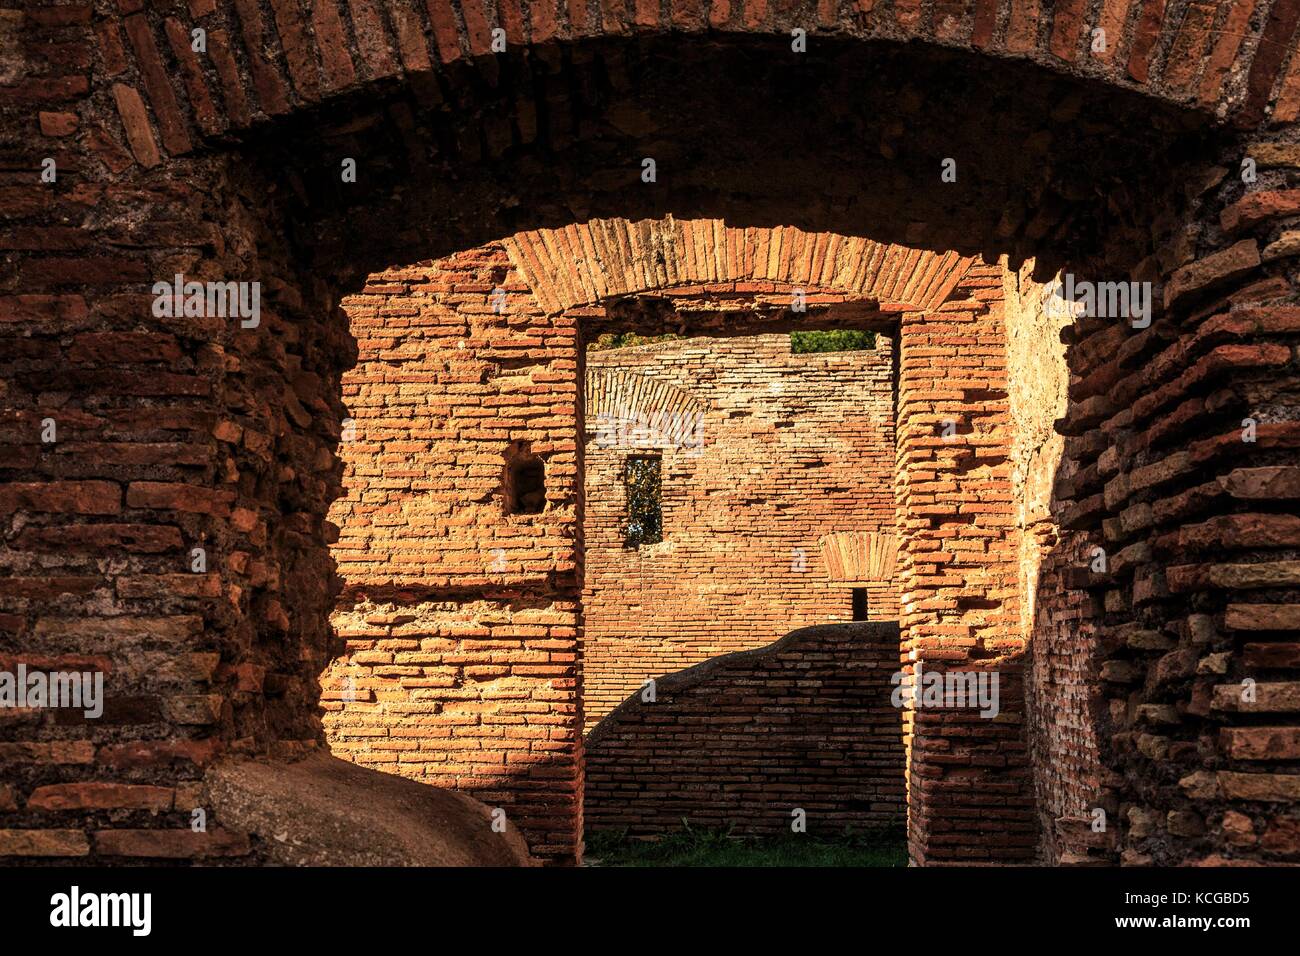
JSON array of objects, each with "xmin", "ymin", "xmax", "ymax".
[{"xmin": 0, "ymin": 865, "xmax": 1280, "ymax": 942}]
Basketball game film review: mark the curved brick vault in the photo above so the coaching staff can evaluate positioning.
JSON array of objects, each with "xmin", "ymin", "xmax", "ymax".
[
  {"xmin": 3, "ymin": 1, "xmax": 1300, "ymax": 869},
  {"xmin": 57, "ymin": 0, "xmax": 1300, "ymax": 150}
]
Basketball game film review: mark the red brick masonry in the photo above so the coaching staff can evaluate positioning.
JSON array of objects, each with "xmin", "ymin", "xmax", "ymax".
[
  {"xmin": 4, "ymin": 0, "xmax": 1300, "ymax": 868},
  {"xmin": 584, "ymin": 621, "xmax": 905, "ymax": 837},
  {"xmin": 583, "ymin": 333, "xmax": 898, "ymax": 730}
]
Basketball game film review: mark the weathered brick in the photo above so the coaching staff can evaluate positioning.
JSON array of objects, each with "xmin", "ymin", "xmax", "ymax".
[
  {"xmin": 14, "ymin": 523, "xmax": 183, "ymax": 553},
  {"xmin": 1221, "ymin": 190, "xmax": 1300, "ymax": 234},
  {"xmin": 96, "ymin": 739, "xmax": 221, "ymax": 769},
  {"xmin": 1218, "ymin": 772, "xmax": 1300, "ymax": 802},
  {"xmin": 1225, "ymin": 605, "xmax": 1300, "ymax": 632},
  {"xmin": 27, "ymin": 783, "xmax": 174, "ymax": 811},
  {"xmin": 0, "ymin": 829, "xmax": 90, "ymax": 857},
  {"xmin": 93, "ymin": 828, "xmax": 250, "ymax": 858},
  {"xmin": 1164, "ymin": 240, "xmax": 1261, "ymax": 308},
  {"xmin": 125, "ymin": 481, "xmax": 234, "ymax": 515},
  {"xmin": 109, "ymin": 82, "xmax": 161, "ymax": 168},
  {"xmin": 1221, "ymin": 727, "xmax": 1300, "ymax": 760},
  {"xmin": 0, "ymin": 480, "xmax": 120, "ymax": 515},
  {"xmin": 38, "ymin": 111, "xmax": 77, "ymax": 137},
  {"xmin": 1213, "ymin": 681, "xmax": 1300, "ymax": 712}
]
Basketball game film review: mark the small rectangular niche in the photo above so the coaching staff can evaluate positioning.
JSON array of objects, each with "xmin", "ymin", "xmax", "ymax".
[
  {"xmin": 852, "ymin": 587, "xmax": 868, "ymax": 621},
  {"xmin": 504, "ymin": 440, "xmax": 546, "ymax": 515}
]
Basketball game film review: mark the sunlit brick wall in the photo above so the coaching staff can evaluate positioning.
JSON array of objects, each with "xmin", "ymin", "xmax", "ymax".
[
  {"xmin": 319, "ymin": 247, "xmax": 583, "ymax": 865},
  {"xmin": 582, "ymin": 332, "xmax": 898, "ymax": 730},
  {"xmin": 893, "ymin": 262, "xmax": 1039, "ymax": 863}
]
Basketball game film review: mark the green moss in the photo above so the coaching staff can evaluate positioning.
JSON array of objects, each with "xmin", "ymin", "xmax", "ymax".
[{"xmin": 790, "ymin": 329, "xmax": 877, "ymax": 354}]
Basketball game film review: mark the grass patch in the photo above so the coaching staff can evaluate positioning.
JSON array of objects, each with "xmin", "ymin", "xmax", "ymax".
[
  {"xmin": 584, "ymin": 826, "xmax": 907, "ymax": 867},
  {"xmin": 789, "ymin": 329, "xmax": 877, "ymax": 354}
]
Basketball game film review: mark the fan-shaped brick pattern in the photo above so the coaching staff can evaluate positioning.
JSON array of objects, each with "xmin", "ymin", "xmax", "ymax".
[{"xmin": 504, "ymin": 218, "xmax": 973, "ymax": 315}]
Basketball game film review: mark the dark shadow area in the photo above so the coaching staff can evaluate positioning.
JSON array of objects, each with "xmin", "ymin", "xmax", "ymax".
[
  {"xmin": 233, "ymin": 35, "xmax": 1229, "ymax": 293},
  {"xmin": 583, "ymin": 621, "xmax": 905, "ymax": 838},
  {"xmin": 584, "ymin": 825, "xmax": 907, "ymax": 867}
]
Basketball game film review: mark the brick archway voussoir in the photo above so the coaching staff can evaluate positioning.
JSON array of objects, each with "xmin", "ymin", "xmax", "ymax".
[
  {"xmin": 585, "ymin": 368, "xmax": 708, "ymax": 435},
  {"xmin": 503, "ymin": 218, "xmax": 975, "ymax": 316},
  {"xmin": 90, "ymin": 0, "xmax": 1295, "ymax": 166}
]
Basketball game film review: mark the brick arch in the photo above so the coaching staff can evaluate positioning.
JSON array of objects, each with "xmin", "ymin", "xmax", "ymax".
[
  {"xmin": 75, "ymin": 0, "xmax": 1256, "ymax": 285},
  {"xmin": 93, "ymin": 0, "xmax": 1296, "ymax": 157},
  {"xmin": 6, "ymin": 0, "xmax": 1300, "ymax": 872},
  {"xmin": 504, "ymin": 218, "xmax": 973, "ymax": 315},
  {"xmin": 585, "ymin": 367, "xmax": 708, "ymax": 439}
]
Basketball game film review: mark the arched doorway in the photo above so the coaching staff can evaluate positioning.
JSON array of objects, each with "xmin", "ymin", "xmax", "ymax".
[{"xmin": 5, "ymin": 3, "xmax": 1297, "ymax": 868}]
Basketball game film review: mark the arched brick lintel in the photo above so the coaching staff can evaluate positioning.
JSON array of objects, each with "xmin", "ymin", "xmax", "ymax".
[
  {"xmin": 90, "ymin": 0, "xmax": 1300, "ymax": 161},
  {"xmin": 503, "ymin": 218, "xmax": 975, "ymax": 314}
]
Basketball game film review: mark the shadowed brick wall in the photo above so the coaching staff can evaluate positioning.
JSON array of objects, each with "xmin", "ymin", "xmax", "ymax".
[
  {"xmin": 585, "ymin": 621, "xmax": 905, "ymax": 836},
  {"xmin": 582, "ymin": 332, "xmax": 898, "ymax": 729},
  {"xmin": 1003, "ymin": 259, "xmax": 1108, "ymax": 864}
]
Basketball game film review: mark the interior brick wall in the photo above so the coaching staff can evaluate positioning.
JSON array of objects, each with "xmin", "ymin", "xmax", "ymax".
[
  {"xmin": 893, "ymin": 261, "xmax": 1039, "ymax": 863},
  {"xmin": 582, "ymin": 332, "xmax": 898, "ymax": 730},
  {"xmin": 318, "ymin": 247, "xmax": 584, "ymax": 865},
  {"xmin": 584, "ymin": 621, "xmax": 905, "ymax": 837},
  {"xmin": 1003, "ymin": 260, "xmax": 1108, "ymax": 863},
  {"xmin": 320, "ymin": 290, "xmax": 899, "ymax": 860}
]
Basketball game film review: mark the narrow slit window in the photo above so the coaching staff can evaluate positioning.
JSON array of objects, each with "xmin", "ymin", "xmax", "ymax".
[
  {"xmin": 623, "ymin": 456, "xmax": 662, "ymax": 548},
  {"xmin": 852, "ymin": 587, "xmax": 868, "ymax": 621}
]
